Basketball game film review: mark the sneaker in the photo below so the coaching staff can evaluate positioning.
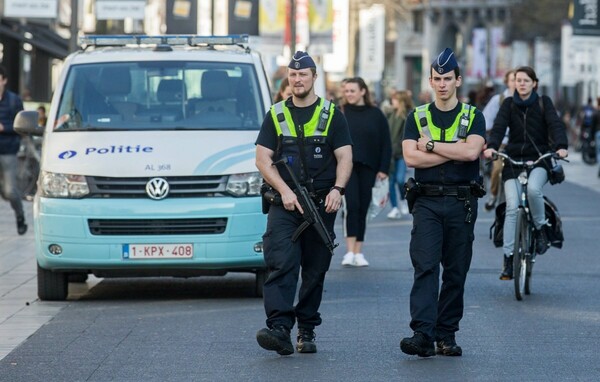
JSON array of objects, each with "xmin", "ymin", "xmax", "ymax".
[
  {"xmin": 341, "ymin": 252, "xmax": 355, "ymax": 266},
  {"xmin": 499, "ymin": 254, "xmax": 513, "ymax": 280},
  {"xmin": 353, "ymin": 253, "xmax": 369, "ymax": 267},
  {"xmin": 387, "ymin": 207, "xmax": 401, "ymax": 219},
  {"xmin": 436, "ymin": 336, "xmax": 462, "ymax": 356},
  {"xmin": 400, "ymin": 200, "xmax": 409, "ymax": 215},
  {"xmin": 16, "ymin": 216, "xmax": 27, "ymax": 236},
  {"xmin": 535, "ymin": 227, "xmax": 550, "ymax": 255},
  {"xmin": 400, "ymin": 332, "xmax": 435, "ymax": 357},
  {"xmin": 484, "ymin": 196, "xmax": 496, "ymax": 211},
  {"xmin": 256, "ymin": 326, "xmax": 294, "ymax": 355},
  {"xmin": 296, "ymin": 328, "xmax": 317, "ymax": 353}
]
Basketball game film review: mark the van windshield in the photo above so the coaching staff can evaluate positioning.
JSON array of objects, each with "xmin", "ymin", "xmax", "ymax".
[{"xmin": 54, "ymin": 61, "xmax": 265, "ymax": 131}]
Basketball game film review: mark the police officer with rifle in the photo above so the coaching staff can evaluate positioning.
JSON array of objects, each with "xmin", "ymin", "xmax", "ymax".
[
  {"xmin": 400, "ymin": 48, "xmax": 486, "ymax": 358},
  {"xmin": 255, "ymin": 51, "xmax": 352, "ymax": 356}
]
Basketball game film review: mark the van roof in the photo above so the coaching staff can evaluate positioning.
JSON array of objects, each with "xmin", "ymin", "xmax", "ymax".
[{"xmin": 69, "ymin": 34, "xmax": 259, "ymax": 65}]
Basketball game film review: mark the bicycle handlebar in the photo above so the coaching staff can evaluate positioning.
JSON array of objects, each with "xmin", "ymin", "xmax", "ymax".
[{"xmin": 490, "ymin": 151, "xmax": 569, "ymax": 167}]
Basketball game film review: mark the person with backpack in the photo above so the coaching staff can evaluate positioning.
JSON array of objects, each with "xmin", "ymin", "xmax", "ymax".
[
  {"xmin": 483, "ymin": 66, "xmax": 568, "ymax": 280},
  {"xmin": 0, "ymin": 65, "xmax": 27, "ymax": 235},
  {"xmin": 482, "ymin": 69, "xmax": 516, "ymax": 211}
]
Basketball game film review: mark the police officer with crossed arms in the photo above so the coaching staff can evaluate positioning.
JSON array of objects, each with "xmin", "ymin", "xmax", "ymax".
[
  {"xmin": 255, "ymin": 51, "xmax": 352, "ymax": 356},
  {"xmin": 400, "ymin": 48, "xmax": 486, "ymax": 357}
]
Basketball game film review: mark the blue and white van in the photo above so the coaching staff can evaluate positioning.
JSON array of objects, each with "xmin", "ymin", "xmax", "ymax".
[{"xmin": 14, "ymin": 35, "xmax": 270, "ymax": 300}]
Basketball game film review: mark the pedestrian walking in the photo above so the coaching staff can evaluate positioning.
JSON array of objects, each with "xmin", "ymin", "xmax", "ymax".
[
  {"xmin": 273, "ymin": 77, "xmax": 292, "ymax": 103},
  {"xmin": 386, "ymin": 90, "xmax": 414, "ymax": 219},
  {"xmin": 254, "ymin": 51, "xmax": 353, "ymax": 355},
  {"xmin": 0, "ymin": 65, "xmax": 27, "ymax": 235},
  {"xmin": 482, "ymin": 69, "xmax": 516, "ymax": 211},
  {"xmin": 400, "ymin": 48, "xmax": 486, "ymax": 357},
  {"xmin": 483, "ymin": 66, "xmax": 569, "ymax": 280},
  {"xmin": 339, "ymin": 77, "xmax": 392, "ymax": 267}
]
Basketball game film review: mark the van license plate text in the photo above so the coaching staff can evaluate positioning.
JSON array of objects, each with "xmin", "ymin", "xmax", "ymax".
[{"xmin": 123, "ymin": 244, "xmax": 193, "ymax": 259}]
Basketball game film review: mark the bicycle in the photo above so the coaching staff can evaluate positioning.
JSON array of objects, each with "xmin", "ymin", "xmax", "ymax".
[{"xmin": 491, "ymin": 151, "xmax": 567, "ymax": 301}]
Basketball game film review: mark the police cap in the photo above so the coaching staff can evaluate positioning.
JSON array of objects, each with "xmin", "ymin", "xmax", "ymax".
[
  {"xmin": 432, "ymin": 48, "xmax": 458, "ymax": 75},
  {"xmin": 288, "ymin": 51, "xmax": 316, "ymax": 70}
]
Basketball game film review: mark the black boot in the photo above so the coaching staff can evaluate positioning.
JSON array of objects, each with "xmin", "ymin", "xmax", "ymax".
[
  {"xmin": 499, "ymin": 254, "xmax": 513, "ymax": 280},
  {"xmin": 436, "ymin": 336, "xmax": 462, "ymax": 356},
  {"xmin": 256, "ymin": 325, "xmax": 294, "ymax": 355},
  {"xmin": 400, "ymin": 332, "xmax": 435, "ymax": 357},
  {"xmin": 296, "ymin": 328, "xmax": 317, "ymax": 353},
  {"xmin": 535, "ymin": 227, "xmax": 550, "ymax": 255}
]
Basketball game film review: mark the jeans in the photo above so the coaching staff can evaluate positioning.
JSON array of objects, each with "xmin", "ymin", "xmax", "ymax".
[
  {"xmin": 389, "ymin": 158, "xmax": 407, "ymax": 207},
  {"xmin": 502, "ymin": 167, "xmax": 547, "ymax": 255},
  {"xmin": 0, "ymin": 154, "xmax": 24, "ymax": 218}
]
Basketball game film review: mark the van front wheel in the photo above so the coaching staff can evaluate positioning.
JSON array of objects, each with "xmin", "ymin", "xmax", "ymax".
[{"xmin": 37, "ymin": 264, "xmax": 68, "ymax": 301}]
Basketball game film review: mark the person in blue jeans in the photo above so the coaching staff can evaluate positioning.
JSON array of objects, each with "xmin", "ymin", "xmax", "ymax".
[
  {"xmin": 387, "ymin": 90, "xmax": 414, "ymax": 219},
  {"xmin": 484, "ymin": 66, "xmax": 569, "ymax": 280}
]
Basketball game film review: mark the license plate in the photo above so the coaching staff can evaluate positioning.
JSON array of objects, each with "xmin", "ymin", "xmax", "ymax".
[{"xmin": 123, "ymin": 244, "xmax": 193, "ymax": 259}]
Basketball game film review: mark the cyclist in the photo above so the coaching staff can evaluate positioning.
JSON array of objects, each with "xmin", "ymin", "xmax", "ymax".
[{"xmin": 483, "ymin": 66, "xmax": 568, "ymax": 280}]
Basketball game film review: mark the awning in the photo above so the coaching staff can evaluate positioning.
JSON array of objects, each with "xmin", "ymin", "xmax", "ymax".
[{"xmin": 0, "ymin": 19, "xmax": 69, "ymax": 59}]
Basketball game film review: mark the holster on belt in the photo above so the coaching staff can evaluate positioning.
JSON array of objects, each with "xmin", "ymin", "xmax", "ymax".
[
  {"xmin": 260, "ymin": 183, "xmax": 282, "ymax": 214},
  {"xmin": 404, "ymin": 177, "xmax": 420, "ymax": 214}
]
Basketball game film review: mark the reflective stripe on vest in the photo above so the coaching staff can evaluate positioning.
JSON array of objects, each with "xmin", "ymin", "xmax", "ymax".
[
  {"xmin": 271, "ymin": 98, "xmax": 334, "ymax": 137},
  {"xmin": 414, "ymin": 102, "xmax": 475, "ymax": 142}
]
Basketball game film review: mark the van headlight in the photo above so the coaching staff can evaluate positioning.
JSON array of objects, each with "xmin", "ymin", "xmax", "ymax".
[
  {"xmin": 40, "ymin": 171, "xmax": 90, "ymax": 198},
  {"xmin": 226, "ymin": 172, "xmax": 262, "ymax": 197}
]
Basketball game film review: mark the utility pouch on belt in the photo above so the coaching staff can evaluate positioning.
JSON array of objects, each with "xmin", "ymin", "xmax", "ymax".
[
  {"xmin": 260, "ymin": 183, "xmax": 282, "ymax": 214},
  {"xmin": 404, "ymin": 177, "xmax": 420, "ymax": 214},
  {"xmin": 469, "ymin": 179, "xmax": 486, "ymax": 198}
]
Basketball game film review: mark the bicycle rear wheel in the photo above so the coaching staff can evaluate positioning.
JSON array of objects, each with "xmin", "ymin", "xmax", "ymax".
[
  {"xmin": 513, "ymin": 208, "xmax": 528, "ymax": 301},
  {"xmin": 524, "ymin": 255, "xmax": 534, "ymax": 295}
]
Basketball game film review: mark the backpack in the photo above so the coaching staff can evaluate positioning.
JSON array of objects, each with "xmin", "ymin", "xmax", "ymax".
[{"xmin": 489, "ymin": 196, "xmax": 564, "ymax": 249}]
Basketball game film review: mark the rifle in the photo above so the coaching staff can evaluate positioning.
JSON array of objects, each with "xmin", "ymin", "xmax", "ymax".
[{"xmin": 272, "ymin": 158, "xmax": 338, "ymax": 254}]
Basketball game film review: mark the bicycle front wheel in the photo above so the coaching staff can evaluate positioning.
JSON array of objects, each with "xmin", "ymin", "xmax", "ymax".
[{"xmin": 513, "ymin": 208, "xmax": 528, "ymax": 301}]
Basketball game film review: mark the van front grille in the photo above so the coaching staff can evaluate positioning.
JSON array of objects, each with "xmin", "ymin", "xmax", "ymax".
[
  {"xmin": 88, "ymin": 218, "xmax": 227, "ymax": 235},
  {"xmin": 87, "ymin": 176, "xmax": 228, "ymax": 198}
]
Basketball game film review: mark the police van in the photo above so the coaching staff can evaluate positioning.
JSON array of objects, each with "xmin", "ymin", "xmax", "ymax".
[{"xmin": 14, "ymin": 35, "xmax": 270, "ymax": 300}]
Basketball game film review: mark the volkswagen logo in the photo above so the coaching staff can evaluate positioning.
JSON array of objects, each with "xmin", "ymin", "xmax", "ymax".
[{"xmin": 146, "ymin": 178, "xmax": 170, "ymax": 200}]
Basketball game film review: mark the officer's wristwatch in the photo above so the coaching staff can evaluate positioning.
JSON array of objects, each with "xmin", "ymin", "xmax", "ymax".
[
  {"xmin": 330, "ymin": 186, "xmax": 345, "ymax": 195},
  {"xmin": 426, "ymin": 140, "xmax": 435, "ymax": 152}
]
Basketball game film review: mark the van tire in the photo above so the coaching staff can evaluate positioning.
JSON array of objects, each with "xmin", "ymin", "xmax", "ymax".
[
  {"xmin": 37, "ymin": 263, "xmax": 68, "ymax": 301},
  {"xmin": 255, "ymin": 270, "xmax": 267, "ymax": 298}
]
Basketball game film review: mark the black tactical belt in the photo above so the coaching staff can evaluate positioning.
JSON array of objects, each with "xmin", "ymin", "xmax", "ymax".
[{"xmin": 419, "ymin": 184, "xmax": 471, "ymax": 197}]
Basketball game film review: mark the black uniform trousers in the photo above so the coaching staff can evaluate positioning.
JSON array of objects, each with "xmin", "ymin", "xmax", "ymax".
[
  {"xmin": 262, "ymin": 202, "xmax": 336, "ymax": 331},
  {"xmin": 408, "ymin": 194, "xmax": 477, "ymax": 341}
]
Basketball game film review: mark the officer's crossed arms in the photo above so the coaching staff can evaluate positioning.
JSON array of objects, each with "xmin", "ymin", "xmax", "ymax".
[{"xmin": 403, "ymin": 132, "xmax": 485, "ymax": 169}]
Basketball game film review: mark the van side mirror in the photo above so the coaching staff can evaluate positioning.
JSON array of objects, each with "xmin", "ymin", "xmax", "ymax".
[{"xmin": 14, "ymin": 110, "xmax": 44, "ymax": 136}]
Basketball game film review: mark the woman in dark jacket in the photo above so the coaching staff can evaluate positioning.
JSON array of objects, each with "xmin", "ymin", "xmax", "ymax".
[
  {"xmin": 484, "ymin": 66, "xmax": 568, "ymax": 280},
  {"xmin": 340, "ymin": 77, "xmax": 392, "ymax": 267}
]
